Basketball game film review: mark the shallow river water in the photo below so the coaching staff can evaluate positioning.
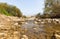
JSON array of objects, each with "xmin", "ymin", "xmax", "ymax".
[{"xmin": 21, "ymin": 20, "xmax": 49, "ymax": 39}]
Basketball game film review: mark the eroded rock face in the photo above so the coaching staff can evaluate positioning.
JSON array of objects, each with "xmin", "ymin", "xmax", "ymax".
[{"xmin": 0, "ymin": 14, "xmax": 22, "ymax": 39}]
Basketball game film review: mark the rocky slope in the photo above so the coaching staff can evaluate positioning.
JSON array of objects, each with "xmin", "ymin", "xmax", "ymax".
[{"xmin": 0, "ymin": 14, "xmax": 22, "ymax": 39}]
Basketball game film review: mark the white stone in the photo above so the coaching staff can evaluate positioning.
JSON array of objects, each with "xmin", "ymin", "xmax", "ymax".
[
  {"xmin": 21, "ymin": 38, "xmax": 25, "ymax": 39},
  {"xmin": 22, "ymin": 35, "xmax": 28, "ymax": 39},
  {"xmin": 25, "ymin": 22, "xmax": 28, "ymax": 24},
  {"xmin": 14, "ymin": 23, "xmax": 18, "ymax": 26},
  {"xmin": 0, "ymin": 33, "xmax": 5, "ymax": 35},
  {"xmin": 41, "ymin": 22, "xmax": 45, "ymax": 24},
  {"xmin": 55, "ymin": 34, "xmax": 60, "ymax": 38},
  {"xmin": 34, "ymin": 21, "xmax": 37, "ymax": 24}
]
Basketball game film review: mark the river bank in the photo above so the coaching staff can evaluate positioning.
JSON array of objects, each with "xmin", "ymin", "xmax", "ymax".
[{"xmin": 0, "ymin": 14, "xmax": 60, "ymax": 39}]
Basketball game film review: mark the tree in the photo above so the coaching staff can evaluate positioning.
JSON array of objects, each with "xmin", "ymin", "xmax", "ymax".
[
  {"xmin": 44, "ymin": 0, "xmax": 60, "ymax": 18},
  {"xmin": 36, "ymin": 13, "xmax": 41, "ymax": 18},
  {"xmin": 0, "ymin": 3, "xmax": 22, "ymax": 17},
  {"xmin": 23, "ymin": 15, "xmax": 26, "ymax": 18},
  {"xmin": 51, "ymin": 4, "xmax": 60, "ymax": 18}
]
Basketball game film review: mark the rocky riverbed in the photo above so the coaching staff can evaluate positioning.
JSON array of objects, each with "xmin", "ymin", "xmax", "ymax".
[
  {"xmin": 0, "ymin": 14, "xmax": 23, "ymax": 39},
  {"xmin": 0, "ymin": 14, "xmax": 60, "ymax": 39}
]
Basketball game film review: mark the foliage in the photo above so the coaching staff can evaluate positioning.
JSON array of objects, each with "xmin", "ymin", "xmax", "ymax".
[
  {"xmin": 44, "ymin": 0, "xmax": 60, "ymax": 18},
  {"xmin": 36, "ymin": 13, "xmax": 41, "ymax": 18},
  {"xmin": 0, "ymin": 3, "xmax": 22, "ymax": 17},
  {"xmin": 23, "ymin": 15, "xmax": 27, "ymax": 18}
]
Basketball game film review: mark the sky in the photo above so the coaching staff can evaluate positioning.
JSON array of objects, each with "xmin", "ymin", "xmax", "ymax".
[{"xmin": 0, "ymin": 0, "xmax": 44, "ymax": 16}]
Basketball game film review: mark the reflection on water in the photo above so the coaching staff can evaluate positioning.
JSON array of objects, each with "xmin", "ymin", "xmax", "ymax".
[
  {"xmin": 21, "ymin": 20, "xmax": 48, "ymax": 39},
  {"xmin": 21, "ymin": 20, "xmax": 36, "ymax": 29}
]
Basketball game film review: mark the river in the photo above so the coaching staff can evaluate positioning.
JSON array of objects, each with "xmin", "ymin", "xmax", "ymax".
[{"xmin": 21, "ymin": 20, "xmax": 49, "ymax": 39}]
